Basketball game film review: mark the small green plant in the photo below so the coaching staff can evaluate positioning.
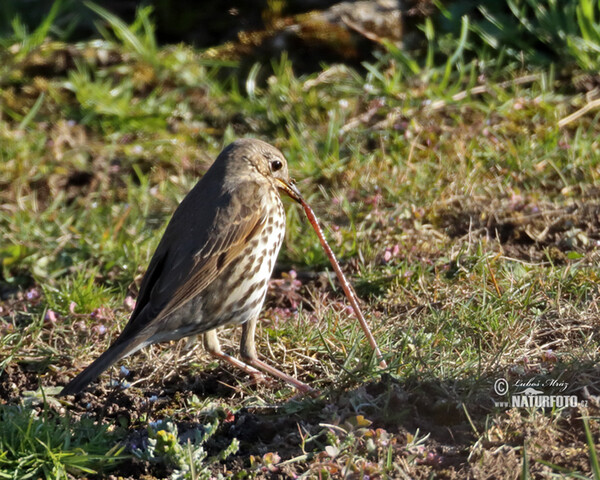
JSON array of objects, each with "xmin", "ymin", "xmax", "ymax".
[
  {"xmin": 437, "ymin": 0, "xmax": 600, "ymax": 71},
  {"xmin": 292, "ymin": 417, "xmax": 396, "ymax": 478},
  {"xmin": 43, "ymin": 266, "xmax": 116, "ymax": 315},
  {"xmin": 85, "ymin": 1, "xmax": 159, "ymax": 68},
  {"xmin": 0, "ymin": 0, "xmax": 62, "ymax": 60},
  {"xmin": 0, "ymin": 404, "xmax": 126, "ymax": 479},
  {"xmin": 134, "ymin": 419, "xmax": 239, "ymax": 480},
  {"xmin": 583, "ymin": 416, "xmax": 600, "ymax": 480},
  {"xmin": 64, "ymin": 61, "xmax": 175, "ymax": 132}
]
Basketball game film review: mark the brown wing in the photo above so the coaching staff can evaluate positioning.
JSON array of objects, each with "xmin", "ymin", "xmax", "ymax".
[
  {"xmin": 118, "ymin": 167, "xmax": 272, "ymax": 348},
  {"xmin": 119, "ymin": 177, "xmax": 268, "ymax": 340},
  {"xmin": 154, "ymin": 201, "xmax": 266, "ymax": 321}
]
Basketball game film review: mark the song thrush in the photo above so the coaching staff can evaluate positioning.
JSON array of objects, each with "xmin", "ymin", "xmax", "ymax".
[{"xmin": 60, "ymin": 138, "xmax": 313, "ymax": 395}]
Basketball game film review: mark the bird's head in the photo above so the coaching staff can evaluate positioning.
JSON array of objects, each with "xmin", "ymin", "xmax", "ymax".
[{"xmin": 224, "ymin": 138, "xmax": 303, "ymax": 203}]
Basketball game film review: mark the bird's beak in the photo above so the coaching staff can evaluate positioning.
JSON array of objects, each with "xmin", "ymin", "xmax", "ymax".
[{"xmin": 276, "ymin": 178, "xmax": 303, "ymax": 203}]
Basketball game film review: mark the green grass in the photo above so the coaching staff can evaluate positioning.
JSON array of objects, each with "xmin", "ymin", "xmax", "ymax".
[
  {"xmin": 0, "ymin": 403, "xmax": 126, "ymax": 479},
  {"xmin": 2, "ymin": 1, "xmax": 600, "ymax": 478}
]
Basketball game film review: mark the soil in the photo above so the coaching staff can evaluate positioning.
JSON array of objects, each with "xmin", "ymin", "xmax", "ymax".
[
  {"xmin": 2, "ymin": 358, "xmax": 600, "ymax": 479},
  {"xmin": 3, "ymin": 191, "xmax": 600, "ymax": 478},
  {"xmin": 433, "ymin": 197, "xmax": 600, "ymax": 263}
]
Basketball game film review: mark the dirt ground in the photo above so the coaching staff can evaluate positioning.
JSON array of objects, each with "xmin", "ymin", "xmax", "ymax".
[{"xmin": 2, "ymin": 171, "xmax": 600, "ymax": 479}]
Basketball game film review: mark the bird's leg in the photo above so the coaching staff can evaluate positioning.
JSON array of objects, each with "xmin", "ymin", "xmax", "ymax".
[
  {"xmin": 202, "ymin": 329, "xmax": 262, "ymax": 378},
  {"xmin": 240, "ymin": 317, "xmax": 316, "ymax": 394}
]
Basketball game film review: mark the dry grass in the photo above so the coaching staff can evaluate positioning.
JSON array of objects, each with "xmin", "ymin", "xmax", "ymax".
[{"xmin": 2, "ymin": 7, "xmax": 600, "ymax": 478}]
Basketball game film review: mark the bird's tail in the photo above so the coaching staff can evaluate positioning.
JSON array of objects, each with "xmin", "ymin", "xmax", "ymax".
[{"xmin": 59, "ymin": 336, "xmax": 146, "ymax": 396}]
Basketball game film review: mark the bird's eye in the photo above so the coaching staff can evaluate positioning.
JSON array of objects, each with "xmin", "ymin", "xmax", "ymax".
[{"xmin": 271, "ymin": 160, "xmax": 283, "ymax": 172}]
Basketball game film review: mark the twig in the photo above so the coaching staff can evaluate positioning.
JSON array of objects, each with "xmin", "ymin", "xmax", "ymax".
[
  {"xmin": 559, "ymin": 97, "xmax": 600, "ymax": 128},
  {"xmin": 426, "ymin": 74, "xmax": 541, "ymax": 111}
]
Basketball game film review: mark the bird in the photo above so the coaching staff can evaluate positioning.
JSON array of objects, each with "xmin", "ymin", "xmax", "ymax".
[{"xmin": 60, "ymin": 138, "xmax": 313, "ymax": 396}]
